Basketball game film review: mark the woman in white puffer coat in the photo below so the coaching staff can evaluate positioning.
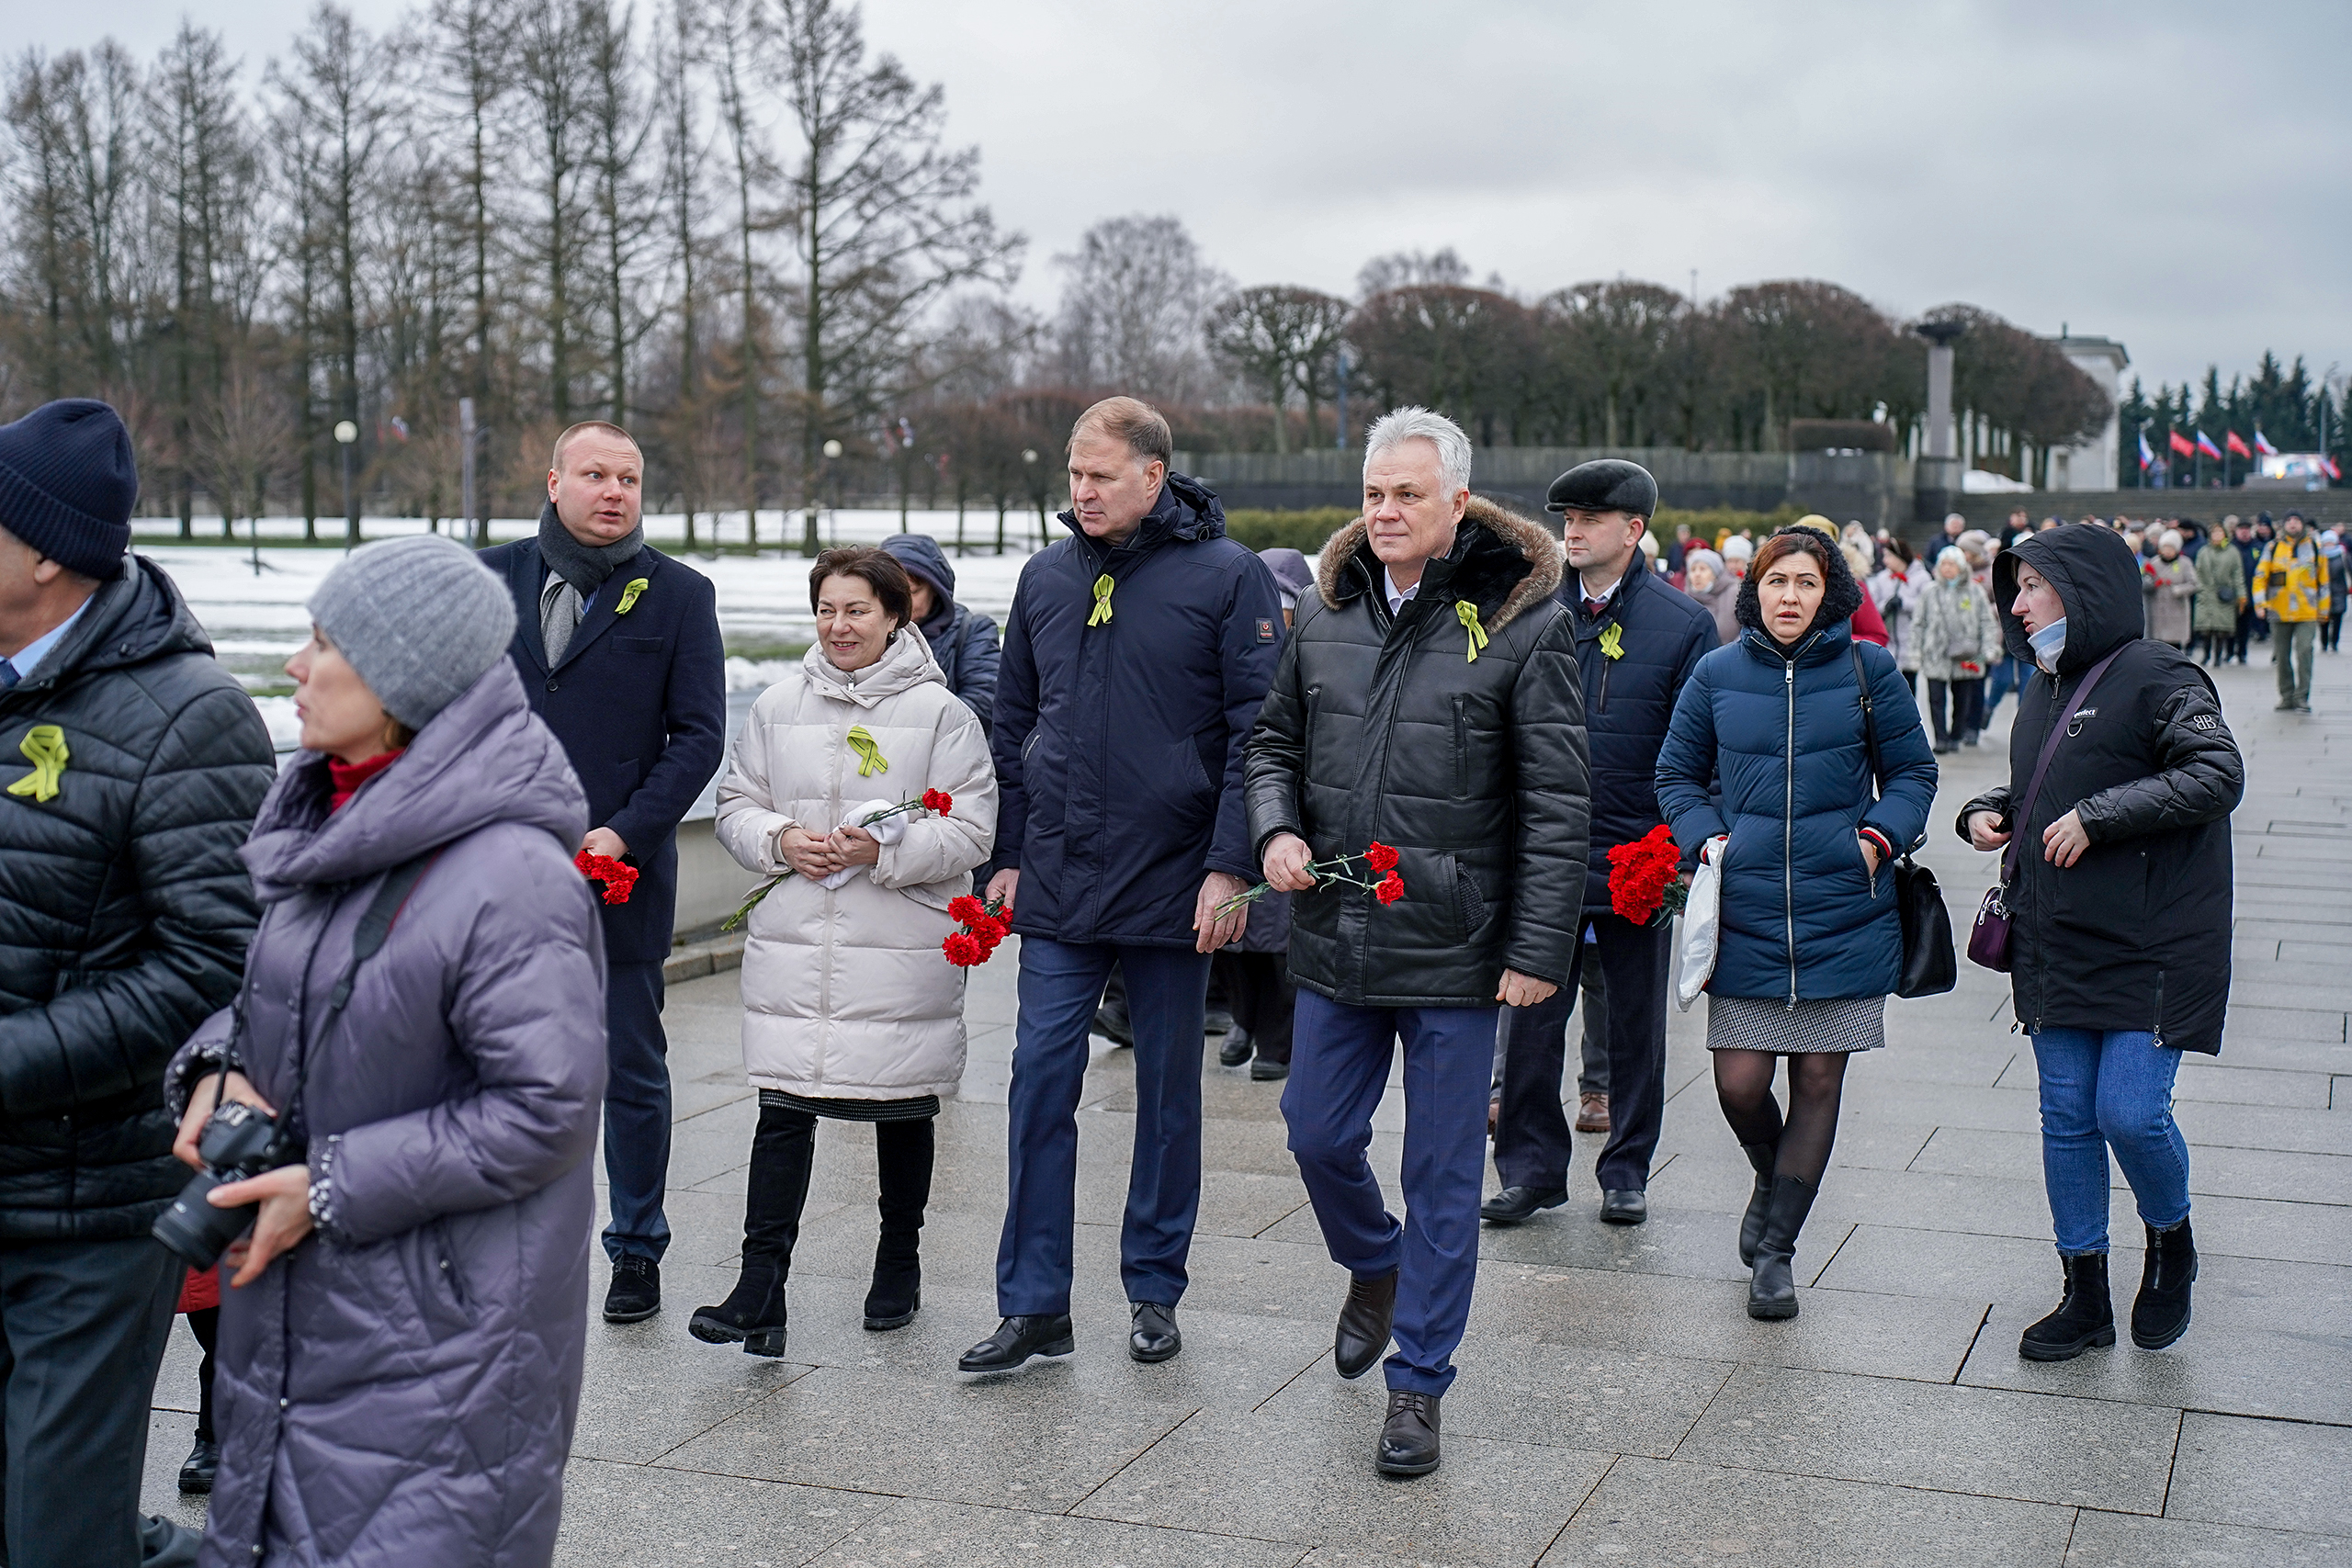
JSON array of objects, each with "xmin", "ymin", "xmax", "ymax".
[{"xmin": 697, "ymin": 546, "xmax": 997, "ymax": 1357}]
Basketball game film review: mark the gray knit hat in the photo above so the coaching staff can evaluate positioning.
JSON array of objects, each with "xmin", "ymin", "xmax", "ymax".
[{"xmin": 308, "ymin": 535, "xmax": 516, "ymax": 728}]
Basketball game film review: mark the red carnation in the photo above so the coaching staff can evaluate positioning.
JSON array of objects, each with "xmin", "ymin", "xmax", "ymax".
[
  {"xmin": 943, "ymin": 931, "xmax": 984, "ymax": 966},
  {"xmin": 1363, "ymin": 840, "xmax": 1400, "ymax": 873},
  {"xmin": 922, "ymin": 788, "xmax": 953, "ymax": 814},
  {"xmin": 1374, "ymin": 871, "xmax": 1405, "ymax": 906},
  {"xmin": 575, "ymin": 851, "xmax": 638, "ymax": 906},
  {"xmin": 1606, "ymin": 825, "xmax": 1683, "ymax": 925},
  {"xmin": 947, "ymin": 894, "xmax": 988, "ymax": 926}
]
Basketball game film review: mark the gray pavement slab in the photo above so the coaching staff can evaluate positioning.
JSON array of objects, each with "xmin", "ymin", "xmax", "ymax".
[
  {"xmin": 2165, "ymin": 1412, "xmax": 2352, "ymax": 1538},
  {"xmin": 804, "ymin": 1497, "xmax": 1309, "ymax": 1567},
  {"xmin": 2063, "ymin": 1509, "xmax": 2352, "ymax": 1566},
  {"xmin": 1956, "ymin": 1303, "xmax": 2352, "ymax": 1426},
  {"xmin": 553, "ymin": 1456, "xmax": 899, "ymax": 1566}
]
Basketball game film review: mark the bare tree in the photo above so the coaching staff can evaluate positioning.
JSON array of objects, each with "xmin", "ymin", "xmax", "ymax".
[
  {"xmin": 426, "ymin": 0, "xmax": 513, "ymax": 545},
  {"xmin": 703, "ymin": 0, "xmax": 775, "ymax": 546},
  {"xmin": 582, "ymin": 0, "xmax": 660, "ymax": 428},
  {"xmin": 193, "ymin": 348, "xmax": 292, "ymax": 551},
  {"xmin": 1205, "ymin": 286, "xmax": 1348, "ymax": 452},
  {"xmin": 651, "ymin": 0, "xmax": 707, "ymax": 547},
  {"xmin": 514, "ymin": 0, "xmax": 591, "ymax": 427},
  {"xmin": 1053, "ymin": 213, "xmax": 1221, "ymax": 403},
  {"xmin": 771, "ymin": 0, "xmax": 1022, "ymax": 553},
  {"xmin": 1539, "ymin": 279, "xmax": 1685, "ymax": 447},
  {"xmin": 1355, "ymin": 247, "xmax": 1469, "ymax": 300},
  {"xmin": 4, "ymin": 45, "xmax": 143, "ymax": 395}
]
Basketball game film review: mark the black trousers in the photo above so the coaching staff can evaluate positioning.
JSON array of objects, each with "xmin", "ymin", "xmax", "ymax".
[
  {"xmin": 1212, "ymin": 951, "xmax": 1295, "ymax": 1065},
  {"xmin": 0, "ymin": 1235, "xmax": 180, "ymax": 1568},
  {"xmin": 1925, "ymin": 677, "xmax": 1984, "ymax": 745},
  {"xmin": 1495, "ymin": 912, "xmax": 1672, "ymax": 1193}
]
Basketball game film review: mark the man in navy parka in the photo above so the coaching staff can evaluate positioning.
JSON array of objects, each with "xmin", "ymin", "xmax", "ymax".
[{"xmin": 959, "ymin": 398, "xmax": 1283, "ymax": 1373}]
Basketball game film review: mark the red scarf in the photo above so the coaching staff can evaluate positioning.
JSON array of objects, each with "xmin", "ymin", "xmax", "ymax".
[{"xmin": 327, "ymin": 749, "xmax": 404, "ymax": 812}]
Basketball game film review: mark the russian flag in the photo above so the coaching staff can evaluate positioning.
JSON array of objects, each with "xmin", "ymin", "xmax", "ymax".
[
  {"xmin": 2138, "ymin": 432, "xmax": 2156, "ymax": 469},
  {"xmin": 2325, "ymin": 456, "xmax": 2343, "ymax": 481},
  {"xmin": 2196, "ymin": 431, "xmax": 2223, "ymax": 460},
  {"xmin": 2226, "ymin": 430, "xmax": 2252, "ymax": 458},
  {"xmin": 2256, "ymin": 429, "xmax": 2279, "ymax": 456}
]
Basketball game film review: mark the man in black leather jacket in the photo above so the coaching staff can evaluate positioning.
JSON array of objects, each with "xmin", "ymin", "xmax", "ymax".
[
  {"xmin": 0, "ymin": 400, "xmax": 274, "ymax": 1565},
  {"xmin": 1246, "ymin": 407, "xmax": 1589, "ymax": 1478}
]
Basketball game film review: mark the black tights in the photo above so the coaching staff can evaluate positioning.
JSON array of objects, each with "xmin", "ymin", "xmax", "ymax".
[{"xmin": 1713, "ymin": 1050, "xmax": 1849, "ymax": 1184}]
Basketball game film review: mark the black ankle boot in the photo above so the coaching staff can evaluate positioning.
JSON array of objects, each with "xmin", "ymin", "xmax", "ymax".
[
  {"xmin": 1738, "ymin": 1143, "xmax": 1777, "ymax": 1267},
  {"xmin": 2018, "ymin": 1250, "xmax": 2115, "ymax": 1361},
  {"xmin": 2131, "ymin": 1219, "xmax": 2198, "ymax": 1350},
  {"xmin": 690, "ymin": 1258, "xmax": 791, "ymax": 1356},
  {"xmin": 1747, "ymin": 1175, "xmax": 1817, "ymax": 1320}
]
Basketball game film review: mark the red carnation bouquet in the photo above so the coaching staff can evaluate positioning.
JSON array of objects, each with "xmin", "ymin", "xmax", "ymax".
[
  {"xmin": 1606, "ymin": 824, "xmax": 1687, "ymax": 926},
  {"xmin": 943, "ymin": 893, "xmax": 1010, "ymax": 967},
  {"xmin": 575, "ymin": 852, "xmax": 639, "ymax": 905},
  {"xmin": 722, "ymin": 790, "xmax": 954, "ymax": 931},
  {"xmin": 1214, "ymin": 839, "xmax": 1406, "ymax": 920}
]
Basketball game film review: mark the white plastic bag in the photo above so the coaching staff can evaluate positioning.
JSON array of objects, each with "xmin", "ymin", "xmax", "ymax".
[{"xmin": 1675, "ymin": 835, "xmax": 1730, "ymax": 1011}]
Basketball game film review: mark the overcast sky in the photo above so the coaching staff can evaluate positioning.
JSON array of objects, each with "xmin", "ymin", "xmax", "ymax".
[{"xmin": 28, "ymin": 0, "xmax": 2349, "ymax": 396}]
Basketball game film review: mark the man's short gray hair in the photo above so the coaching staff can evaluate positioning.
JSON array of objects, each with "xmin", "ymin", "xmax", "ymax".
[{"xmin": 1363, "ymin": 407, "xmax": 1472, "ymax": 496}]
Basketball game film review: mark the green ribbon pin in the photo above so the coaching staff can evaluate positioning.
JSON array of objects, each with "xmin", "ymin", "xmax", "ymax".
[
  {"xmin": 616, "ymin": 577, "xmax": 650, "ymax": 615},
  {"xmin": 1598, "ymin": 623, "xmax": 1624, "ymax": 660},
  {"xmin": 7, "ymin": 725, "xmax": 68, "ymax": 804},
  {"xmin": 846, "ymin": 725, "xmax": 888, "ymax": 777},
  {"xmin": 1455, "ymin": 601, "xmax": 1489, "ymax": 663},
  {"xmin": 1088, "ymin": 574, "xmax": 1115, "ymax": 627}
]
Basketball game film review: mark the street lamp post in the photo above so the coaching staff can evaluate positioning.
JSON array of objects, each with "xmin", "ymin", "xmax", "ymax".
[
  {"xmin": 1912, "ymin": 321, "xmax": 1965, "ymax": 527},
  {"xmin": 334, "ymin": 420, "xmax": 360, "ymax": 548}
]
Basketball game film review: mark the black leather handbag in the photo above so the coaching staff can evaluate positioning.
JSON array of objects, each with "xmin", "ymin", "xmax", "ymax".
[{"xmin": 1852, "ymin": 648, "xmax": 1957, "ymax": 998}]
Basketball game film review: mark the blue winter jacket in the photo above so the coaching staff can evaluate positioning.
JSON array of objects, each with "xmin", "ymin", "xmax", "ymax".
[
  {"xmin": 1655, "ymin": 615, "xmax": 1938, "ymax": 1002},
  {"xmin": 989, "ymin": 474, "xmax": 1283, "ymax": 947}
]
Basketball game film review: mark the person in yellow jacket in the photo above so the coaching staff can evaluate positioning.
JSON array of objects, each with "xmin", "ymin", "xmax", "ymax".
[{"xmin": 2252, "ymin": 511, "xmax": 2332, "ymax": 712}]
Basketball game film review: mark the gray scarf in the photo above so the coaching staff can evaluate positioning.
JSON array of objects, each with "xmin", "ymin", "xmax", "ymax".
[{"xmin": 537, "ymin": 501, "xmax": 644, "ymax": 664}]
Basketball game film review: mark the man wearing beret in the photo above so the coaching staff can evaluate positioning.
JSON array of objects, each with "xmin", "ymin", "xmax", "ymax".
[
  {"xmin": 0, "ymin": 400, "xmax": 275, "ymax": 1564},
  {"xmin": 481, "ymin": 420, "xmax": 727, "ymax": 1324},
  {"xmin": 1487, "ymin": 459, "xmax": 1715, "ymax": 1228}
]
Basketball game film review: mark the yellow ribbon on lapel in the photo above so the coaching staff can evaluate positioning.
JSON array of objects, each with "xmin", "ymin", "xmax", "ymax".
[
  {"xmin": 846, "ymin": 725, "xmax": 888, "ymax": 777},
  {"xmin": 1454, "ymin": 601, "xmax": 1489, "ymax": 663},
  {"xmin": 7, "ymin": 725, "xmax": 68, "ymax": 803},
  {"xmin": 616, "ymin": 577, "xmax": 650, "ymax": 615},
  {"xmin": 1598, "ymin": 623, "xmax": 1624, "ymax": 660},
  {"xmin": 1088, "ymin": 574, "xmax": 1115, "ymax": 627}
]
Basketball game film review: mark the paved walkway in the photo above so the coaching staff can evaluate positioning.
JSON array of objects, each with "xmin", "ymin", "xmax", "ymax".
[{"xmin": 144, "ymin": 647, "xmax": 2352, "ymax": 1565}]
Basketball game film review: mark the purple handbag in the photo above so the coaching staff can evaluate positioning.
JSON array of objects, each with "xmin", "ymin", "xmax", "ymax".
[{"xmin": 1968, "ymin": 649, "xmax": 2123, "ymax": 971}]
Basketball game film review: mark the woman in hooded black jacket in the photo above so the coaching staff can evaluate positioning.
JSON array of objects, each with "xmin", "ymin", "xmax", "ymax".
[{"xmin": 1959, "ymin": 524, "xmax": 2243, "ymax": 1363}]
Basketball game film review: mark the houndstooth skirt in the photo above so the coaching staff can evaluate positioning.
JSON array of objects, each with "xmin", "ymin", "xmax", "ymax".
[{"xmin": 1706, "ymin": 994, "xmax": 1887, "ymax": 1055}]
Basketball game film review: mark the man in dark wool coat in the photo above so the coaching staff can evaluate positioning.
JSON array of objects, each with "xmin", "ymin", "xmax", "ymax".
[
  {"xmin": 481, "ymin": 421, "xmax": 725, "ymax": 1324},
  {"xmin": 1487, "ymin": 459, "xmax": 1716, "ymax": 1229}
]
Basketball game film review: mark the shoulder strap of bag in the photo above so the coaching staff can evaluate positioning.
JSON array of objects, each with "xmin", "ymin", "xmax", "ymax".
[
  {"xmin": 285, "ymin": 850, "xmax": 441, "ymax": 1141},
  {"xmin": 1850, "ymin": 645, "xmax": 1883, "ymax": 802},
  {"xmin": 2000, "ymin": 648, "xmax": 2125, "ymax": 885}
]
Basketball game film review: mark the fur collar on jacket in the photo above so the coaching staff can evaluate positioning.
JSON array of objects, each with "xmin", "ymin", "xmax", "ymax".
[{"xmin": 1314, "ymin": 496, "xmax": 1564, "ymax": 635}]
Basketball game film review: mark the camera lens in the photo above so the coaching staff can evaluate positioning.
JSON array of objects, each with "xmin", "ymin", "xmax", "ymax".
[{"xmin": 152, "ymin": 1168, "xmax": 258, "ymax": 1270}]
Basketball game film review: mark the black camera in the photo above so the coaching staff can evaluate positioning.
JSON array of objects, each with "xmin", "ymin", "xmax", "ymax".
[{"xmin": 153, "ymin": 1099, "xmax": 306, "ymax": 1269}]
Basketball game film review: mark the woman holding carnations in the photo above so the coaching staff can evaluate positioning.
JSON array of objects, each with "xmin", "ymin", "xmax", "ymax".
[
  {"xmin": 703, "ymin": 546, "xmax": 998, "ymax": 1354},
  {"xmin": 1656, "ymin": 526, "xmax": 1938, "ymax": 1320}
]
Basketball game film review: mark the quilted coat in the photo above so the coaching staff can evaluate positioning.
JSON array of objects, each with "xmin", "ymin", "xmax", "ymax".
[
  {"xmin": 1957, "ymin": 525, "xmax": 2244, "ymax": 1054},
  {"xmin": 1243, "ymin": 499, "xmax": 1591, "ymax": 1005},
  {"xmin": 0, "ymin": 555, "xmax": 274, "ymax": 1240},
  {"xmin": 2192, "ymin": 542, "xmax": 2246, "ymax": 636},
  {"xmin": 713, "ymin": 629, "xmax": 998, "ymax": 1100},
  {"xmin": 2141, "ymin": 553, "xmax": 2199, "ymax": 646},
  {"xmin": 1914, "ymin": 571, "xmax": 2001, "ymax": 683},
  {"xmin": 168, "ymin": 659, "xmax": 607, "ymax": 1567},
  {"xmin": 1655, "ymin": 537, "xmax": 1939, "ymax": 1003}
]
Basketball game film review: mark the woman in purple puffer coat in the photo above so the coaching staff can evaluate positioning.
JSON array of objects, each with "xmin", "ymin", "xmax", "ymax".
[{"xmin": 166, "ymin": 536, "xmax": 607, "ymax": 1567}]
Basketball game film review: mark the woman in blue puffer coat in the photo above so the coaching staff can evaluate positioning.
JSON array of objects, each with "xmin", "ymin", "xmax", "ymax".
[{"xmin": 1657, "ymin": 526, "xmax": 1938, "ymax": 1320}]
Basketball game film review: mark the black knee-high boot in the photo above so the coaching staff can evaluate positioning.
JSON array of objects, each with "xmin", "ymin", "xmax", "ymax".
[
  {"xmin": 1747, "ymin": 1175, "xmax": 1818, "ymax": 1320},
  {"xmin": 691, "ymin": 1102, "xmax": 815, "ymax": 1357},
  {"xmin": 865, "ymin": 1116, "xmax": 933, "ymax": 1330}
]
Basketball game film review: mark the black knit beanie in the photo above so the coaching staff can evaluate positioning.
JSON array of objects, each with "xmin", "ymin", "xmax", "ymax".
[{"xmin": 0, "ymin": 400, "xmax": 138, "ymax": 579}]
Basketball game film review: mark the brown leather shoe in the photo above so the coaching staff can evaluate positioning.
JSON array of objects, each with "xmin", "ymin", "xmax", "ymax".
[{"xmin": 1575, "ymin": 1093, "xmax": 1611, "ymax": 1134}]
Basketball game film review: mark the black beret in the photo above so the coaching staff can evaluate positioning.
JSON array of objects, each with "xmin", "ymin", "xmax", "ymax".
[{"xmin": 1546, "ymin": 458, "xmax": 1658, "ymax": 519}]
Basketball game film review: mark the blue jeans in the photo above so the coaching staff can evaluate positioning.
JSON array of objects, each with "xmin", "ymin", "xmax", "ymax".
[
  {"xmin": 1283, "ymin": 990, "xmax": 1495, "ymax": 1396},
  {"xmin": 997, "ymin": 939, "xmax": 1210, "ymax": 1315},
  {"xmin": 2030, "ymin": 1028, "xmax": 2191, "ymax": 1255},
  {"xmin": 1982, "ymin": 655, "xmax": 2026, "ymax": 721}
]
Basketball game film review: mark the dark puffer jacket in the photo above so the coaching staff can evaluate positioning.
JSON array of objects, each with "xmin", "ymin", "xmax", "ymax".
[
  {"xmin": 1244, "ymin": 499, "xmax": 1590, "ymax": 1005},
  {"xmin": 1956, "ymin": 525, "xmax": 2243, "ymax": 1053},
  {"xmin": 0, "ymin": 557, "xmax": 273, "ymax": 1240},
  {"xmin": 1560, "ymin": 561, "xmax": 1718, "ymax": 911},
  {"xmin": 990, "ymin": 473, "xmax": 1283, "ymax": 946},
  {"xmin": 169, "ymin": 659, "xmax": 606, "ymax": 1568},
  {"xmin": 1655, "ymin": 536, "xmax": 1939, "ymax": 1002},
  {"xmin": 880, "ymin": 532, "xmax": 1002, "ymax": 738}
]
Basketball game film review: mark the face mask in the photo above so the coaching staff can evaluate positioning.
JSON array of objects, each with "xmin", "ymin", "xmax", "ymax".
[{"xmin": 2028, "ymin": 616, "xmax": 2067, "ymax": 672}]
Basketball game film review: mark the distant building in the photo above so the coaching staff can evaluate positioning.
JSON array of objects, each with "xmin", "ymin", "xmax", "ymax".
[{"xmin": 2048, "ymin": 333, "xmax": 2129, "ymax": 492}]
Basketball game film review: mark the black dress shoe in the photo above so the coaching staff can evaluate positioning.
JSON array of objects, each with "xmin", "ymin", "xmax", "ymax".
[
  {"xmin": 957, "ymin": 1314, "xmax": 1075, "ymax": 1372},
  {"xmin": 1333, "ymin": 1269, "xmax": 1397, "ymax": 1380},
  {"xmin": 1599, "ymin": 1189, "xmax": 1648, "ymax": 1224},
  {"xmin": 1219, "ymin": 1026, "xmax": 1253, "ymax": 1066},
  {"xmin": 1129, "ymin": 1302, "xmax": 1181, "ymax": 1362},
  {"xmin": 1376, "ymin": 1390, "xmax": 1441, "ymax": 1477},
  {"xmin": 603, "ymin": 1256, "xmax": 662, "ymax": 1323},
  {"xmin": 1249, "ymin": 1055, "xmax": 1289, "ymax": 1081},
  {"xmin": 177, "ymin": 1435, "xmax": 218, "ymax": 1495},
  {"xmin": 1480, "ymin": 1185, "xmax": 1568, "ymax": 1224}
]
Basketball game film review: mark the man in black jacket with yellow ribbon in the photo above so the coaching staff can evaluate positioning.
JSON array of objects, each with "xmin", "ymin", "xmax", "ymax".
[
  {"xmin": 1246, "ymin": 407, "xmax": 1589, "ymax": 1478},
  {"xmin": 1488, "ymin": 459, "xmax": 1716, "ymax": 1228}
]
